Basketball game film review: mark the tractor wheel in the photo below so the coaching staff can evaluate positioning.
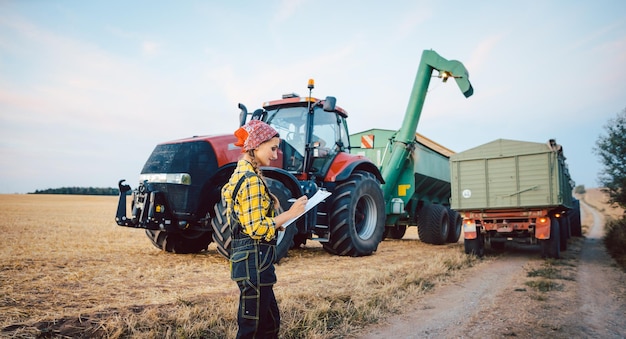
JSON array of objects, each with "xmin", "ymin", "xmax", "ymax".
[
  {"xmin": 145, "ymin": 229, "xmax": 212, "ymax": 254},
  {"xmin": 211, "ymin": 199, "xmax": 232, "ymax": 259},
  {"xmin": 323, "ymin": 171, "xmax": 385, "ymax": 256},
  {"xmin": 387, "ymin": 225, "xmax": 407, "ymax": 239},
  {"xmin": 569, "ymin": 200, "xmax": 582, "ymax": 237},
  {"xmin": 211, "ymin": 178, "xmax": 296, "ymax": 263},
  {"xmin": 417, "ymin": 204, "xmax": 450, "ymax": 245},
  {"xmin": 265, "ymin": 178, "xmax": 298, "ymax": 262},
  {"xmin": 446, "ymin": 208, "xmax": 462, "ymax": 243},
  {"xmin": 464, "ymin": 230, "xmax": 484, "ymax": 257},
  {"xmin": 540, "ymin": 217, "xmax": 561, "ymax": 259}
]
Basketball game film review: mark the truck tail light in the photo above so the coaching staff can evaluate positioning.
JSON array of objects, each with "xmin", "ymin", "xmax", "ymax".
[
  {"xmin": 463, "ymin": 219, "xmax": 477, "ymax": 239},
  {"xmin": 535, "ymin": 216, "xmax": 551, "ymax": 239}
]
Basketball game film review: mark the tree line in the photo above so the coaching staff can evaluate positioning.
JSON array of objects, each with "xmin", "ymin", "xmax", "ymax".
[{"xmin": 31, "ymin": 187, "xmax": 123, "ymax": 195}]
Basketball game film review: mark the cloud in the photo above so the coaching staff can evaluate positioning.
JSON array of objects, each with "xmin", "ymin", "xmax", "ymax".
[
  {"xmin": 274, "ymin": 0, "xmax": 309, "ymax": 22},
  {"xmin": 141, "ymin": 41, "xmax": 160, "ymax": 56}
]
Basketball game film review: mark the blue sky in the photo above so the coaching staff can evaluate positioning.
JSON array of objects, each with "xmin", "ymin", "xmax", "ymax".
[{"xmin": 1, "ymin": 0, "xmax": 624, "ymax": 193}]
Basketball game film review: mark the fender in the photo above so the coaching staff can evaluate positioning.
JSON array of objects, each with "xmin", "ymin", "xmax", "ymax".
[
  {"xmin": 324, "ymin": 153, "xmax": 385, "ymax": 183},
  {"xmin": 261, "ymin": 167, "xmax": 304, "ymax": 198}
]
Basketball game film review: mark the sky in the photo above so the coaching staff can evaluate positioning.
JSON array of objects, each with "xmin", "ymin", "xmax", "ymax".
[{"xmin": 1, "ymin": 0, "xmax": 625, "ymax": 194}]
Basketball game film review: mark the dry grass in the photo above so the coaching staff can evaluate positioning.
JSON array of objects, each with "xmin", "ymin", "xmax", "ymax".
[
  {"xmin": 578, "ymin": 188, "xmax": 626, "ymax": 271},
  {"xmin": 0, "ymin": 195, "xmax": 478, "ymax": 338}
]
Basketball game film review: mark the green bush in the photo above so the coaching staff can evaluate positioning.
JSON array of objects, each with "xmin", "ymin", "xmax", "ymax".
[{"xmin": 604, "ymin": 217, "xmax": 626, "ymax": 271}]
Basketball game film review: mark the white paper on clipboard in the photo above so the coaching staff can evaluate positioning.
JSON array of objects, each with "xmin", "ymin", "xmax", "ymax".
[{"xmin": 283, "ymin": 190, "xmax": 332, "ymax": 228}]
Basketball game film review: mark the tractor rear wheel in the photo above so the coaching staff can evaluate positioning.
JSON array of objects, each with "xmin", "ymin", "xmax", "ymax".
[
  {"xmin": 145, "ymin": 229, "xmax": 212, "ymax": 254},
  {"xmin": 211, "ymin": 177, "xmax": 296, "ymax": 263},
  {"xmin": 324, "ymin": 171, "xmax": 385, "ymax": 256},
  {"xmin": 417, "ymin": 203, "xmax": 450, "ymax": 245}
]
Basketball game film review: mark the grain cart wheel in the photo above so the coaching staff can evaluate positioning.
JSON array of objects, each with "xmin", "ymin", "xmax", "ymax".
[
  {"xmin": 145, "ymin": 229, "xmax": 212, "ymax": 254},
  {"xmin": 540, "ymin": 217, "xmax": 561, "ymax": 259},
  {"xmin": 211, "ymin": 178, "xmax": 296, "ymax": 263},
  {"xmin": 417, "ymin": 204, "xmax": 450, "ymax": 245},
  {"xmin": 569, "ymin": 200, "xmax": 582, "ymax": 237},
  {"xmin": 464, "ymin": 231, "xmax": 484, "ymax": 257},
  {"xmin": 324, "ymin": 171, "xmax": 385, "ymax": 256},
  {"xmin": 388, "ymin": 225, "xmax": 407, "ymax": 239},
  {"xmin": 446, "ymin": 208, "xmax": 462, "ymax": 243}
]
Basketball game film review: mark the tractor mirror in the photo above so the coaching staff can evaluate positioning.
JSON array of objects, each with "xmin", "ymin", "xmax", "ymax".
[
  {"xmin": 238, "ymin": 103, "xmax": 248, "ymax": 126},
  {"xmin": 323, "ymin": 96, "xmax": 336, "ymax": 112}
]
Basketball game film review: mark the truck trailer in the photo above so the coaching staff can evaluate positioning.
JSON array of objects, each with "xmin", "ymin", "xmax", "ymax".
[{"xmin": 450, "ymin": 138, "xmax": 581, "ymax": 258}]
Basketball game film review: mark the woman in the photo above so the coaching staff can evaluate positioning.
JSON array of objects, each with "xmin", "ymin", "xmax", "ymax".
[{"xmin": 222, "ymin": 119, "xmax": 307, "ymax": 338}]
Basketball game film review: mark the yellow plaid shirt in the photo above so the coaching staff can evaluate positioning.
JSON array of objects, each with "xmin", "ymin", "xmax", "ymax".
[{"xmin": 222, "ymin": 160, "xmax": 276, "ymax": 242}]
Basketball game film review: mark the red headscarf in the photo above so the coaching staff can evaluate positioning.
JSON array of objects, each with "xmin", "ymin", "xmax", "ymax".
[{"xmin": 234, "ymin": 120, "xmax": 279, "ymax": 152}]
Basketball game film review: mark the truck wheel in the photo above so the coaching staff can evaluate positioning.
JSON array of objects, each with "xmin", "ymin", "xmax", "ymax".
[
  {"xmin": 464, "ymin": 231, "xmax": 484, "ymax": 257},
  {"xmin": 569, "ymin": 200, "xmax": 582, "ymax": 237},
  {"xmin": 324, "ymin": 171, "xmax": 385, "ymax": 256},
  {"xmin": 559, "ymin": 216, "xmax": 569, "ymax": 251},
  {"xmin": 417, "ymin": 204, "xmax": 449, "ymax": 245},
  {"xmin": 145, "ymin": 229, "xmax": 212, "ymax": 254},
  {"xmin": 446, "ymin": 208, "xmax": 462, "ymax": 243},
  {"xmin": 540, "ymin": 217, "xmax": 561, "ymax": 259},
  {"xmin": 211, "ymin": 178, "xmax": 297, "ymax": 263},
  {"xmin": 388, "ymin": 225, "xmax": 407, "ymax": 239}
]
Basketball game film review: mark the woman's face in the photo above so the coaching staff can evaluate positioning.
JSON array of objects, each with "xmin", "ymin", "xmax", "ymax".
[{"xmin": 255, "ymin": 136, "xmax": 280, "ymax": 167}]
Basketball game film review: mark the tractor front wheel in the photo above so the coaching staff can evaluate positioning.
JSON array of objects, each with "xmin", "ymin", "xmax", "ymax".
[
  {"xmin": 145, "ymin": 229, "xmax": 212, "ymax": 254},
  {"xmin": 324, "ymin": 171, "xmax": 385, "ymax": 256}
]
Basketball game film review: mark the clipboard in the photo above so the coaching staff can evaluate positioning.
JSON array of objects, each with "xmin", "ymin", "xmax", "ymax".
[{"xmin": 283, "ymin": 190, "xmax": 332, "ymax": 228}]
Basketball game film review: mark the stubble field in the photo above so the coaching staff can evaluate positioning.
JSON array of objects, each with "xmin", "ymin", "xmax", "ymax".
[{"xmin": 0, "ymin": 194, "xmax": 478, "ymax": 338}]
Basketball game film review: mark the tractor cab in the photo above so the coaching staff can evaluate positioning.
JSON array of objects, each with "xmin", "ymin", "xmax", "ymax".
[{"xmin": 261, "ymin": 87, "xmax": 350, "ymax": 181}]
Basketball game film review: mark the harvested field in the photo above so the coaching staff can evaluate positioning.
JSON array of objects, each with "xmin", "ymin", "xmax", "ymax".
[{"xmin": 0, "ymin": 194, "xmax": 477, "ymax": 338}]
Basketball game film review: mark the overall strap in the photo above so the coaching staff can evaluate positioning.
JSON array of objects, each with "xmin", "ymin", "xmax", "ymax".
[{"xmin": 230, "ymin": 171, "xmax": 257, "ymax": 236}]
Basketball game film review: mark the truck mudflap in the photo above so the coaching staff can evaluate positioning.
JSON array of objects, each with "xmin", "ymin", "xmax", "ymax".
[{"xmin": 115, "ymin": 180, "xmax": 176, "ymax": 231}]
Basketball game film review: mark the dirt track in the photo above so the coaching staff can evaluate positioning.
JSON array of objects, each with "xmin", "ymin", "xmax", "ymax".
[{"xmin": 356, "ymin": 199, "xmax": 626, "ymax": 338}]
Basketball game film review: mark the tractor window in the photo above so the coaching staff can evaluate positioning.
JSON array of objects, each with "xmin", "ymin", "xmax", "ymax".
[
  {"xmin": 266, "ymin": 107, "xmax": 308, "ymax": 155},
  {"xmin": 266, "ymin": 107, "xmax": 308, "ymax": 172},
  {"xmin": 312, "ymin": 109, "xmax": 348, "ymax": 156}
]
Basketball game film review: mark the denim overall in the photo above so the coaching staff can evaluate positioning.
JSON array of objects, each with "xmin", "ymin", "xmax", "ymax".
[{"xmin": 229, "ymin": 172, "xmax": 280, "ymax": 338}]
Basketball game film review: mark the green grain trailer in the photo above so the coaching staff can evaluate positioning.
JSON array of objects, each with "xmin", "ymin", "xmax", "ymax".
[
  {"xmin": 450, "ymin": 138, "xmax": 580, "ymax": 258},
  {"xmin": 351, "ymin": 129, "xmax": 460, "ymax": 242}
]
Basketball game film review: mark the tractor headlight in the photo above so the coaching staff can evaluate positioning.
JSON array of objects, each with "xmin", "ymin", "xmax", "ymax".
[{"xmin": 139, "ymin": 173, "xmax": 192, "ymax": 185}]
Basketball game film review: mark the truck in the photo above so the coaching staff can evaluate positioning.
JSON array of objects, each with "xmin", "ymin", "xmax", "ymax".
[
  {"xmin": 450, "ymin": 138, "xmax": 582, "ymax": 258},
  {"xmin": 115, "ymin": 49, "xmax": 473, "ymax": 260}
]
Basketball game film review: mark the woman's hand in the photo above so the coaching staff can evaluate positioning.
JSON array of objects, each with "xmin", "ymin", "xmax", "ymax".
[
  {"xmin": 288, "ymin": 195, "xmax": 307, "ymax": 218},
  {"xmin": 274, "ymin": 195, "xmax": 307, "ymax": 231}
]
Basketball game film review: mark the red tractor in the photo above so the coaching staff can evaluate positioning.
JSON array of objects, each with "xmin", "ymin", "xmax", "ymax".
[{"xmin": 116, "ymin": 79, "xmax": 386, "ymax": 260}]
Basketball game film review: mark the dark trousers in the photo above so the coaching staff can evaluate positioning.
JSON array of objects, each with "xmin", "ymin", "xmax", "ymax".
[
  {"xmin": 231, "ymin": 237, "xmax": 279, "ymax": 338},
  {"xmin": 236, "ymin": 283, "xmax": 280, "ymax": 338}
]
